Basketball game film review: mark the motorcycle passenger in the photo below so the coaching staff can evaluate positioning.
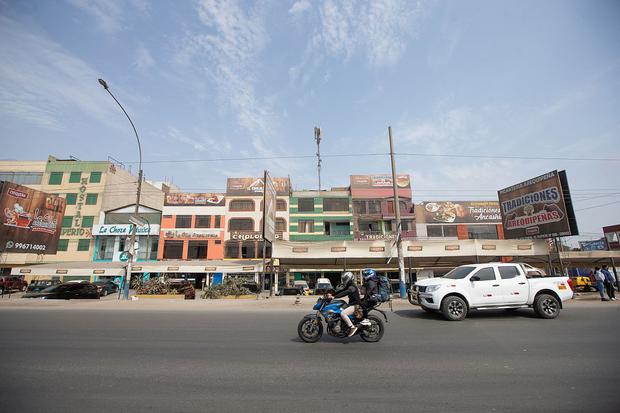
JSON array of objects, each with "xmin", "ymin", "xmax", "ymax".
[
  {"xmin": 328, "ymin": 271, "xmax": 361, "ymax": 337},
  {"xmin": 360, "ymin": 268, "xmax": 379, "ymax": 326}
]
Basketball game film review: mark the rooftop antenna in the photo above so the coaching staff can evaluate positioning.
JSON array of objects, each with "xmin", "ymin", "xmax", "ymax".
[{"xmin": 314, "ymin": 126, "xmax": 322, "ymax": 191}]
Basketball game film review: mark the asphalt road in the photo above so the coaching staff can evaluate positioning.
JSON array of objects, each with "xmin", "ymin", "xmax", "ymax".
[{"xmin": 0, "ymin": 303, "xmax": 618, "ymax": 413}]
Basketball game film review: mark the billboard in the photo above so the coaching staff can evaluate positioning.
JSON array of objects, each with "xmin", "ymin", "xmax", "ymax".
[
  {"xmin": 262, "ymin": 172, "xmax": 277, "ymax": 243},
  {"xmin": 422, "ymin": 201, "xmax": 501, "ymax": 224},
  {"xmin": 226, "ymin": 177, "xmax": 290, "ymax": 196},
  {"xmin": 350, "ymin": 174, "xmax": 410, "ymax": 189},
  {"xmin": 498, "ymin": 170, "xmax": 578, "ymax": 239},
  {"xmin": 578, "ymin": 239, "xmax": 607, "ymax": 251},
  {"xmin": 0, "ymin": 182, "xmax": 66, "ymax": 254},
  {"xmin": 164, "ymin": 193, "xmax": 224, "ymax": 206}
]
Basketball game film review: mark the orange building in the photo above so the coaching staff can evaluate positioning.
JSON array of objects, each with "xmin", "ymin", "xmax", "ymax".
[{"xmin": 157, "ymin": 193, "xmax": 225, "ymax": 260}]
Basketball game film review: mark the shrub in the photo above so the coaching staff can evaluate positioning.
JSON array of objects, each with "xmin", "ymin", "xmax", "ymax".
[{"xmin": 202, "ymin": 277, "xmax": 252, "ymax": 299}]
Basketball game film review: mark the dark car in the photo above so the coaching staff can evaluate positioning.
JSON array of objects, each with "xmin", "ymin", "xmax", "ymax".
[
  {"xmin": 93, "ymin": 280, "xmax": 119, "ymax": 296},
  {"xmin": 168, "ymin": 279, "xmax": 195, "ymax": 300},
  {"xmin": 27, "ymin": 279, "xmax": 62, "ymax": 293},
  {"xmin": 23, "ymin": 282, "xmax": 100, "ymax": 300},
  {"xmin": 0, "ymin": 275, "xmax": 28, "ymax": 294}
]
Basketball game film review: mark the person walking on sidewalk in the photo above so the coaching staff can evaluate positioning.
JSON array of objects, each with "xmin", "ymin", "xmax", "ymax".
[
  {"xmin": 602, "ymin": 265, "xmax": 616, "ymax": 301},
  {"xmin": 594, "ymin": 267, "xmax": 609, "ymax": 301}
]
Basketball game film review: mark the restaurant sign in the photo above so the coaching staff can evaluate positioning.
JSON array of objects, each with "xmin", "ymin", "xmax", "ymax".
[
  {"xmin": 164, "ymin": 193, "xmax": 225, "ymax": 206},
  {"xmin": 226, "ymin": 177, "xmax": 291, "ymax": 196},
  {"xmin": 163, "ymin": 228, "xmax": 220, "ymax": 239},
  {"xmin": 92, "ymin": 224, "xmax": 160, "ymax": 236},
  {"xmin": 423, "ymin": 201, "xmax": 501, "ymax": 224},
  {"xmin": 231, "ymin": 231, "xmax": 283, "ymax": 241}
]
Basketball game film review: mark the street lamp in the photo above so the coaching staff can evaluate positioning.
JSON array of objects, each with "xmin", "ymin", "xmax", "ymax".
[{"xmin": 98, "ymin": 78, "xmax": 143, "ymax": 300}]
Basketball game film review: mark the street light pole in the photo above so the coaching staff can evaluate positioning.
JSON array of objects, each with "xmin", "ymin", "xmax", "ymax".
[{"xmin": 98, "ymin": 79, "xmax": 143, "ymax": 300}]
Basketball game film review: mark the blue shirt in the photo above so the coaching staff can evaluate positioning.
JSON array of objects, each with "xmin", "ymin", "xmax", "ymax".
[{"xmin": 602, "ymin": 269, "xmax": 616, "ymax": 283}]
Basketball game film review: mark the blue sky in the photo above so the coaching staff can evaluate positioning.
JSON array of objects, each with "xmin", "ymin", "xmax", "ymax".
[{"xmin": 1, "ymin": 0, "xmax": 619, "ymax": 240}]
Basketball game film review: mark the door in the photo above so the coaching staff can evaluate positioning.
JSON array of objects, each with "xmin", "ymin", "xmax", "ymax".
[
  {"xmin": 497, "ymin": 265, "xmax": 529, "ymax": 305},
  {"xmin": 468, "ymin": 267, "xmax": 502, "ymax": 306}
]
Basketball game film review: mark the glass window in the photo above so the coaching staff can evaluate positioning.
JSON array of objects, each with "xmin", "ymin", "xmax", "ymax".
[
  {"xmin": 401, "ymin": 220, "xmax": 414, "ymax": 232},
  {"xmin": 298, "ymin": 220, "xmax": 314, "ymax": 233},
  {"xmin": 323, "ymin": 198, "xmax": 349, "ymax": 212},
  {"xmin": 85, "ymin": 193, "xmax": 98, "ymax": 205},
  {"xmin": 229, "ymin": 199, "xmax": 255, "ymax": 211},
  {"xmin": 214, "ymin": 215, "xmax": 221, "ymax": 228},
  {"xmin": 48, "ymin": 172, "xmax": 63, "ymax": 185},
  {"xmin": 89, "ymin": 172, "xmax": 102, "ymax": 183},
  {"xmin": 96, "ymin": 237, "xmax": 114, "ymax": 260},
  {"xmin": 229, "ymin": 218, "xmax": 254, "ymax": 231},
  {"xmin": 195, "ymin": 215, "xmax": 211, "ymax": 228},
  {"xmin": 66, "ymin": 193, "xmax": 77, "ymax": 205},
  {"xmin": 359, "ymin": 220, "xmax": 380, "ymax": 232},
  {"xmin": 57, "ymin": 239, "xmax": 69, "ymax": 252},
  {"xmin": 175, "ymin": 215, "xmax": 192, "ymax": 228},
  {"xmin": 241, "ymin": 241, "xmax": 255, "ymax": 258},
  {"xmin": 298, "ymin": 198, "xmax": 314, "ymax": 212},
  {"xmin": 163, "ymin": 240, "xmax": 184, "ymax": 259},
  {"xmin": 353, "ymin": 200, "xmax": 366, "ymax": 214},
  {"xmin": 276, "ymin": 199, "xmax": 287, "ymax": 211},
  {"xmin": 443, "ymin": 266, "xmax": 476, "ymax": 279},
  {"xmin": 499, "ymin": 266, "xmax": 521, "ymax": 279},
  {"xmin": 276, "ymin": 218, "xmax": 287, "ymax": 232},
  {"xmin": 69, "ymin": 172, "xmax": 81, "ymax": 183},
  {"xmin": 427, "ymin": 226, "xmax": 443, "ymax": 237},
  {"xmin": 468, "ymin": 225, "xmax": 498, "ymax": 240},
  {"xmin": 188, "ymin": 241, "xmax": 208, "ymax": 259},
  {"xmin": 81, "ymin": 216, "xmax": 94, "ymax": 228},
  {"xmin": 325, "ymin": 221, "xmax": 350, "ymax": 236},
  {"xmin": 224, "ymin": 241, "xmax": 239, "ymax": 258},
  {"xmin": 77, "ymin": 239, "xmax": 91, "ymax": 251},
  {"xmin": 61, "ymin": 216, "xmax": 73, "ymax": 228},
  {"xmin": 443, "ymin": 225, "xmax": 457, "ymax": 237},
  {"xmin": 367, "ymin": 200, "xmax": 380, "ymax": 214},
  {"xmin": 0, "ymin": 172, "xmax": 43, "ymax": 185},
  {"xmin": 474, "ymin": 267, "xmax": 496, "ymax": 281}
]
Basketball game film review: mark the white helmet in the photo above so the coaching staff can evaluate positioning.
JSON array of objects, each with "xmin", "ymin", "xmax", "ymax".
[{"xmin": 341, "ymin": 271, "xmax": 354, "ymax": 286}]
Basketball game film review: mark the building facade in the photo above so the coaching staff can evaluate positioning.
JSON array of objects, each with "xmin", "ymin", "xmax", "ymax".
[{"xmin": 289, "ymin": 190, "xmax": 353, "ymax": 241}]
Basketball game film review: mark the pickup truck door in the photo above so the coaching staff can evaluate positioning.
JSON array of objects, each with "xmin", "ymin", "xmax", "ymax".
[
  {"xmin": 496, "ymin": 265, "xmax": 529, "ymax": 305},
  {"xmin": 468, "ymin": 267, "xmax": 502, "ymax": 306}
]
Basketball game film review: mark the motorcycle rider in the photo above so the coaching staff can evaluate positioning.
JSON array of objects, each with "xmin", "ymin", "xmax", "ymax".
[
  {"xmin": 360, "ymin": 268, "xmax": 379, "ymax": 326},
  {"xmin": 328, "ymin": 271, "xmax": 361, "ymax": 337}
]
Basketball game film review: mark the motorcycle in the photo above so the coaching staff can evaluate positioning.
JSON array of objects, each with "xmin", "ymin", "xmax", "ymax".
[{"xmin": 297, "ymin": 296, "xmax": 387, "ymax": 343}]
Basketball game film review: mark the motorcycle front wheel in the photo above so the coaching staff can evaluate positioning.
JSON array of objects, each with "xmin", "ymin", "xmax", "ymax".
[
  {"xmin": 297, "ymin": 317, "xmax": 323, "ymax": 343},
  {"xmin": 360, "ymin": 315, "xmax": 384, "ymax": 342}
]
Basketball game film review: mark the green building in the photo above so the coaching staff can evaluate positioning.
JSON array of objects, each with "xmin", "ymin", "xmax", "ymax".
[{"xmin": 289, "ymin": 190, "xmax": 353, "ymax": 241}]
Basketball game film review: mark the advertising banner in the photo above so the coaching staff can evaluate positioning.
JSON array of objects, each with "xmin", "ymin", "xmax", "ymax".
[
  {"xmin": 92, "ymin": 224, "xmax": 160, "ymax": 236},
  {"xmin": 231, "ymin": 231, "xmax": 283, "ymax": 241},
  {"xmin": 0, "ymin": 182, "xmax": 66, "ymax": 254},
  {"xmin": 226, "ymin": 177, "xmax": 290, "ymax": 196},
  {"xmin": 164, "ymin": 193, "xmax": 225, "ymax": 206},
  {"xmin": 498, "ymin": 170, "xmax": 578, "ymax": 239},
  {"xmin": 163, "ymin": 228, "xmax": 220, "ymax": 239},
  {"xmin": 262, "ymin": 171, "xmax": 277, "ymax": 243},
  {"xmin": 422, "ymin": 201, "xmax": 501, "ymax": 224},
  {"xmin": 578, "ymin": 239, "xmax": 607, "ymax": 251},
  {"xmin": 350, "ymin": 174, "xmax": 410, "ymax": 189}
]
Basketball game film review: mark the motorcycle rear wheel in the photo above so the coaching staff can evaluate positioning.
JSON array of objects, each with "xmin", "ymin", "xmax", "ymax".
[
  {"xmin": 360, "ymin": 315, "xmax": 384, "ymax": 342},
  {"xmin": 298, "ymin": 317, "xmax": 323, "ymax": 343}
]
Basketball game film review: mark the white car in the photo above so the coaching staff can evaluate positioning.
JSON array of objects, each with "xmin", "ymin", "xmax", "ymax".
[{"xmin": 409, "ymin": 263, "xmax": 574, "ymax": 321}]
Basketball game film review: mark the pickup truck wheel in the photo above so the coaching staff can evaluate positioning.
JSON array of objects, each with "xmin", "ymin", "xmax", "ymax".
[
  {"xmin": 441, "ymin": 296, "xmax": 468, "ymax": 321},
  {"xmin": 534, "ymin": 294, "xmax": 560, "ymax": 319}
]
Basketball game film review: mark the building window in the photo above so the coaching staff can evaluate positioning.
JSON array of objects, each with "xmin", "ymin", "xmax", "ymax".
[
  {"xmin": 353, "ymin": 200, "xmax": 366, "ymax": 214},
  {"xmin": 187, "ymin": 241, "xmax": 208, "ymax": 259},
  {"xmin": 0, "ymin": 172, "xmax": 43, "ymax": 185},
  {"xmin": 225, "ymin": 241, "xmax": 239, "ymax": 258},
  {"xmin": 96, "ymin": 237, "xmax": 114, "ymax": 260},
  {"xmin": 81, "ymin": 216, "xmax": 94, "ymax": 228},
  {"xmin": 368, "ymin": 200, "xmax": 381, "ymax": 214},
  {"xmin": 214, "ymin": 215, "xmax": 221, "ymax": 228},
  {"xmin": 86, "ymin": 193, "xmax": 98, "ymax": 205},
  {"xmin": 276, "ymin": 218, "xmax": 287, "ymax": 232},
  {"xmin": 323, "ymin": 198, "xmax": 349, "ymax": 212},
  {"xmin": 57, "ymin": 239, "xmax": 69, "ymax": 252},
  {"xmin": 89, "ymin": 172, "xmax": 102, "ymax": 183},
  {"xmin": 241, "ymin": 241, "xmax": 255, "ymax": 258},
  {"xmin": 195, "ymin": 215, "xmax": 211, "ymax": 228},
  {"xmin": 61, "ymin": 216, "xmax": 73, "ymax": 228},
  {"xmin": 401, "ymin": 219, "xmax": 414, "ymax": 232},
  {"xmin": 443, "ymin": 225, "xmax": 457, "ymax": 237},
  {"xmin": 359, "ymin": 220, "xmax": 381, "ymax": 232},
  {"xmin": 163, "ymin": 240, "xmax": 184, "ymax": 259},
  {"xmin": 468, "ymin": 225, "xmax": 498, "ymax": 240},
  {"xmin": 427, "ymin": 225, "xmax": 457, "ymax": 237},
  {"xmin": 48, "ymin": 172, "xmax": 63, "ymax": 185},
  {"xmin": 229, "ymin": 199, "xmax": 255, "ymax": 211},
  {"xmin": 324, "ymin": 221, "xmax": 350, "ymax": 236},
  {"xmin": 298, "ymin": 198, "xmax": 314, "ymax": 212},
  {"xmin": 276, "ymin": 199, "xmax": 287, "ymax": 211},
  {"xmin": 298, "ymin": 220, "xmax": 314, "ymax": 233},
  {"xmin": 77, "ymin": 239, "xmax": 91, "ymax": 251},
  {"xmin": 66, "ymin": 193, "xmax": 77, "ymax": 205},
  {"xmin": 229, "ymin": 218, "xmax": 254, "ymax": 231},
  {"xmin": 175, "ymin": 215, "xmax": 192, "ymax": 228},
  {"xmin": 214, "ymin": 240, "xmax": 222, "ymax": 245},
  {"xmin": 69, "ymin": 172, "xmax": 81, "ymax": 183}
]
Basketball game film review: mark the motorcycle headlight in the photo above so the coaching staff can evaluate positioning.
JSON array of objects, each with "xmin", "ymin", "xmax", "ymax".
[{"xmin": 426, "ymin": 284, "xmax": 442, "ymax": 292}]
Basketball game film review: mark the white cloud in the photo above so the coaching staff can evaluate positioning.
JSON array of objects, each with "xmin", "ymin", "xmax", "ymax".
[
  {"xmin": 66, "ymin": 0, "xmax": 149, "ymax": 33},
  {"xmin": 289, "ymin": 0, "xmax": 311, "ymax": 16},
  {"xmin": 133, "ymin": 44, "xmax": 155, "ymax": 72},
  {"xmin": 0, "ymin": 16, "xmax": 121, "ymax": 130}
]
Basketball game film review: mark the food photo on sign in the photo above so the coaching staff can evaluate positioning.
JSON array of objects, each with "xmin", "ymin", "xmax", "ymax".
[{"xmin": 423, "ymin": 201, "xmax": 501, "ymax": 224}]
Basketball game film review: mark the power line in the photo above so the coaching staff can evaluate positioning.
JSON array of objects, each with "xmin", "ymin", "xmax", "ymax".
[{"xmin": 575, "ymin": 200, "xmax": 620, "ymax": 212}]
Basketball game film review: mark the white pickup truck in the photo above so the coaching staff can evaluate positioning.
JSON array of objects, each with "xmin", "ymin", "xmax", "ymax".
[{"xmin": 408, "ymin": 263, "xmax": 574, "ymax": 321}]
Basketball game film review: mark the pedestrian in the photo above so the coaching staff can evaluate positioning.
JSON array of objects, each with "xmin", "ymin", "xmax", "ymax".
[
  {"xmin": 601, "ymin": 265, "xmax": 616, "ymax": 301},
  {"xmin": 594, "ymin": 267, "xmax": 609, "ymax": 301}
]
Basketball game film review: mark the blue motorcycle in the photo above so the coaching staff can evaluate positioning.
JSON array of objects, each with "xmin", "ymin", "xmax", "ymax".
[{"xmin": 297, "ymin": 296, "xmax": 387, "ymax": 343}]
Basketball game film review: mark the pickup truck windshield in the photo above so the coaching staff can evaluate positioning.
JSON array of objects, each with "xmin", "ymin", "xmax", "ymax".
[{"xmin": 443, "ymin": 266, "xmax": 476, "ymax": 279}]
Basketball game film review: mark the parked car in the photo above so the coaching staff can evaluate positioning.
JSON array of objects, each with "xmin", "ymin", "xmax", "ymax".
[
  {"xmin": 0, "ymin": 275, "xmax": 28, "ymax": 294},
  {"xmin": 22, "ymin": 282, "xmax": 100, "ymax": 300},
  {"xmin": 93, "ymin": 280, "xmax": 119, "ymax": 296},
  {"xmin": 27, "ymin": 279, "xmax": 61, "ymax": 293},
  {"xmin": 168, "ymin": 278, "xmax": 195, "ymax": 299},
  {"xmin": 409, "ymin": 263, "xmax": 574, "ymax": 320},
  {"xmin": 314, "ymin": 278, "xmax": 333, "ymax": 295}
]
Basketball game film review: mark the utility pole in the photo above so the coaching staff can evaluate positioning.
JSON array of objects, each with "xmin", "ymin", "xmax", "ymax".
[
  {"xmin": 314, "ymin": 127, "xmax": 322, "ymax": 191},
  {"xmin": 388, "ymin": 127, "xmax": 407, "ymax": 299}
]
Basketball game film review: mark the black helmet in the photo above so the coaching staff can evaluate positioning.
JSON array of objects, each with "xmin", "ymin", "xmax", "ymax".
[{"xmin": 341, "ymin": 271, "xmax": 354, "ymax": 287}]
